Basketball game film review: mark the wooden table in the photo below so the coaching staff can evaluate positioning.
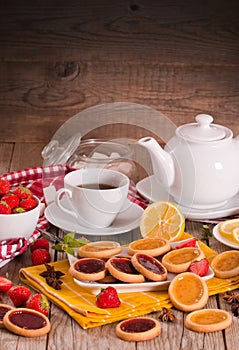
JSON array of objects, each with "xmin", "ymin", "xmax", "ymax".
[{"xmin": 0, "ymin": 140, "xmax": 238, "ymax": 350}]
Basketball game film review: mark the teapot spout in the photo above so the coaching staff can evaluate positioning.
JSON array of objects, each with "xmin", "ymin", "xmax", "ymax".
[{"xmin": 138, "ymin": 137, "xmax": 175, "ymax": 188}]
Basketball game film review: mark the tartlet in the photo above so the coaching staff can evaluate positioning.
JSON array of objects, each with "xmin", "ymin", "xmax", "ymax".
[
  {"xmin": 128, "ymin": 237, "xmax": 171, "ymax": 257},
  {"xmin": 0, "ymin": 304, "xmax": 15, "ymax": 328},
  {"xmin": 116, "ymin": 317, "xmax": 161, "ymax": 341},
  {"xmin": 211, "ymin": 250, "xmax": 239, "ymax": 278},
  {"xmin": 131, "ymin": 253, "xmax": 167, "ymax": 282},
  {"xmin": 185, "ymin": 309, "xmax": 232, "ymax": 332},
  {"xmin": 77, "ymin": 241, "xmax": 122, "ymax": 259},
  {"xmin": 162, "ymin": 247, "xmax": 204, "ymax": 273},
  {"xmin": 3, "ymin": 308, "xmax": 51, "ymax": 337},
  {"xmin": 106, "ymin": 257, "xmax": 145, "ymax": 283},
  {"xmin": 168, "ymin": 272, "xmax": 209, "ymax": 312},
  {"xmin": 69, "ymin": 258, "xmax": 106, "ymax": 281}
]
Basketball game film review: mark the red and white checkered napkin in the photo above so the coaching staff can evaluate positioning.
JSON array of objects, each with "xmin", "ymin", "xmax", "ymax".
[
  {"xmin": 0, "ymin": 165, "xmax": 149, "ymax": 266},
  {"xmin": 0, "ymin": 165, "xmax": 73, "ymax": 267}
]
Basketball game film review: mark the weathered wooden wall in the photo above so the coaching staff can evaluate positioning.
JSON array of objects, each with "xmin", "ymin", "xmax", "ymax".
[{"xmin": 0, "ymin": 0, "xmax": 239, "ymax": 143}]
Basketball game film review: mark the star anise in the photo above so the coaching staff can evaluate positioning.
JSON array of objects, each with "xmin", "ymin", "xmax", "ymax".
[
  {"xmin": 231, "ymin": 303, "xmax": 239, "ymax": 317},
  {"xmin": 40, "ymin": 263, "xmax": 65, "ymax": 290},
  {"xmin": 159, "ymin": 307, "xmax": 175, "ymax": 322},
  {"xmin": 223, "ymin": 291, "xmax": 239, "ymax": 305},
  {"xmin": 45, "ymin": 276, "xmax": 63, "ymax": 290}
]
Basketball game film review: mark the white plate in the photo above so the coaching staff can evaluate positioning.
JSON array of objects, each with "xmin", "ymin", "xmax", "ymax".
[
  {"xmin": 213, "ymin": 223, "xmax": 239, "ymax": 249},
  {"xmin": 67, "ymin": 239, "xmax": 214, "ymax": 294},
  {"xmin": 45, "ymin": 198, "xmax": 143, "ymax": 236},
  {"xmin": 136, "ymin": 175, "xmax": 239, "ymax": 221}
]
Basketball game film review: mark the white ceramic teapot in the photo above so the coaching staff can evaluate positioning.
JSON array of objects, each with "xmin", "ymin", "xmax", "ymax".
[{"xmin": 138, "ymin": 114, "xmax": 239, "ymax": 209}]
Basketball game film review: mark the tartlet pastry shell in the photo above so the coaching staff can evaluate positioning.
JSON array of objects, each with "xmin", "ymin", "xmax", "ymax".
[
  {"xmin": 3, "ymin": 308, "xmax": 51, "ymax": 337},
  {"xmin": 168, "ymin": 272, "xmax": 209, "ymax": 312},
  {"xmin": 162, "ymin": 247, "xmax": 205, "ymax": 273},
  {"xmin": 69, "ymin": 258, "xmax": 106, "ymax": 281},
  {"xmin": 131, "ymin": 253, "xmax": 167, "ymax": 282},
  {"xmin": 0, "ymin": 304, "xmax": 14, "ymax": 328},
  {"xmin": 128, "ymin": 238, "xmax": 171, "ymax": 257},
  {"xmin": 78, "ymin": 241, "xmax": 122, "ymax": 259},
  {"xmin": 116, "ymin": 317, "xmax": 161, "ymax": 341},
  {"xmin": 185, "ymin": 309, "xmax": 232, "ymax": 332},
  {"xmin": 106, "ymin": 257, "xmax": 145, "ymax": 283},
  {"xmin": 211, "ymin": 250, "xmax": 239, "ymax": 279}
]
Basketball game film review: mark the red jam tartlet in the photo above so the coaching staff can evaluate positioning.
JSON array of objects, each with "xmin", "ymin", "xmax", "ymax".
[
  {"xmin": 116, "ymin": 317, "xmax": 161, "ymax": 341},
  {"xmin": 69, "ymin": 258, "xmax": 107, "ymax": 281},
  {"xmin": 3, "ymin": 308, "xmax": 51, "ymax": 337},
  {"xmin": 131, "ymin": 253, "xmax": 167, "ymax": 282},
  {"xmin": 106, "ymin": 257, "xmax": 145, "ymax": 283}
]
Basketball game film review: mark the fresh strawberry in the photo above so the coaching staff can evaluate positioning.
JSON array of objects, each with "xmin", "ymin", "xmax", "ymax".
[
  {"xmin": 1, "ymin": 193, "xmax": 19, "ymax": 209},
  {"xmin": 8, "ymin": 285, "xmax": 31, "ymax": 306},
  {"xmin": 0, "ymin": 201, "xmax": 11, "ymax": 214},
  {"xmin": 0, "ymin": 179, "xmax": 10, "ymax": 195},
  {"xmin": 30, "ymin": 238, "xmax": 50, "ymax": 253},
  {"xmin": 31, "ymin": 249, "xmax": 51, "ymax": 266},
  {"xmin": 188, "ymin": 258, "xmax": 210, "ymax": 277},
  {"xmin": 19, "ymin": 197, "xmax": 37, "ymax": 211},
  {"xmin": 176, "ymin": 238, "xmax": 197, "ymax": 249},
  {"xmin": 96, "ymin": 286, "xmax": 121, "ymax": 308},
  {"xmin": 13, "ymin": 185, "xmax": 33, "ymax": 200},
  {"xmin": 26, "ymin": 293, "xmax": 50, "ymax": 316},
  {"xmin": 0, "ymin": 276, "xmax": 13, "ymax": 293}
]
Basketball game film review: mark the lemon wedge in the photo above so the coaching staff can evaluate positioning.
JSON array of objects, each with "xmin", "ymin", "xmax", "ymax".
[
  {"xmin": 218, "ymin": 219, "xmax": 239, "ymax": 244},
  {"xmin": 139, "ymin": 200, "xmax": 185, "ymax": 242},
  {"xmin": 233, "ymin": 227, "xmax": 239, "ymax": 244}
]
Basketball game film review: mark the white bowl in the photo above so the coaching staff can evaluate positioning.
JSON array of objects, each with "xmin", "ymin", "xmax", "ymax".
[{"xmin": 0, "ymin": 195, "xmax": 40, "ymax": 241}]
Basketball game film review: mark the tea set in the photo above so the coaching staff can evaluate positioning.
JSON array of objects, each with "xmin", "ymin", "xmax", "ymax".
[{"xmin": 42, "ymin": 112, "xmax": 239, "ymax": 235}]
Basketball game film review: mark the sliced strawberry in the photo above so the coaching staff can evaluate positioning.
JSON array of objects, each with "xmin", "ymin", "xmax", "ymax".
[
  {"xmin": 0, "ymin": 276, "xmax": 13, "ymax": 293},
  {"xmin": 96, "ymin": 286, "xmax": 121, "ymax": 308},
  {"xmin": 0, "ymin": 179, "xmax": 10, "ymax": 195},
  {"xmin": 188, "ymin": 258, "xmax": 210, "ymax": 277},
  {"xmin": 30, "ymin": 238, "xmax": 49, "ymax": 253},
  {"xmin": 1, "ymin": 193, "xmax": 19, "ymax": 209},
  {"xmin": 19, "ymin": 197, "xmax": 38, "ymax": 211},
  {"xmin": 8, "ymin": 285, "xmax": 31, "ymax": 306},
  {"xmin": 176, "ymin": 238, "xmax": 197, "ymax": 249},
  {"xmin": 0, "ymin": 201, "xmax": 11, "ymax": 214},
  {"xmin": 26, "ymin": 293, "xmax": 50, "ymax": 316}
]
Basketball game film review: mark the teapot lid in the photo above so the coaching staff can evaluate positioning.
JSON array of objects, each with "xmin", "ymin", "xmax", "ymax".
[{"xmin": 178, "ymin": 114, "xmax": 228, "ymax": 142}]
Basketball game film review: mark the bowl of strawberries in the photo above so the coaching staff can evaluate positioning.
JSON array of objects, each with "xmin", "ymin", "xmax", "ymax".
[{"xmin": 0, "ymin": 179, "xmax": 40, "ymax": 240}]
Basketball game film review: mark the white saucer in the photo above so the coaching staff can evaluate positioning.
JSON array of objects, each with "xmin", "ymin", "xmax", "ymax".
[
  {"xmin": 136, "ymin": 175, "xmax": 239, "ymax": 221},
  {"xmin": 44, "ymin": 198, "xmax": 143, "ymax": 236},
  {"xmin": 213, "ymin": 223, "xmax": 239, "ymax": 250},
  {"xmin": 67, "ymin": 241, "xmax": 214, "ymax": 294}
]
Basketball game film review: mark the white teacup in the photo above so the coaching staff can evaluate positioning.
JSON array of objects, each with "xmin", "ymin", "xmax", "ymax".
[{"xmin": 56, "ymin": 168, "xmax": 130, "ymax": 228}]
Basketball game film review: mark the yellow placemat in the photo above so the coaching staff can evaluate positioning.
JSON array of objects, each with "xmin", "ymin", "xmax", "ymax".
[{"xmin": 19, "ymin": 233, "xmax": 239, "ymax": 329}]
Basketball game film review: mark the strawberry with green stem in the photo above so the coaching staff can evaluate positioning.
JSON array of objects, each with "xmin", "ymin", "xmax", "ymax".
[
  {"xmin": 26, "ymin": 293, "xmax": 50, "ymax": 316},
  {"xmin": 96, "ymin": 286, "xmax": 121, "ymax": 308}
]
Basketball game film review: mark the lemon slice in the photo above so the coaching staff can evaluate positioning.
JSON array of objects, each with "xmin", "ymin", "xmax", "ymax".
[
  {"xmin": 168, "ymin": 272, "xmax": 208, "ymax": 312},
  {"xmin": 140, "ymin": 201, "xmax": 185, "ymax": 242},
  {"xmin": 185, "ymin": 309, "xmax": 232, "ymax": 333},
  {"xmin": 211, "ymin": 250, "xmax": 239, "ymax": 278},
  {"xmin": 218, "ymin": 219, "xmax": 239, "ymax": 243},
  {"xmin": 233, "ymin": 227, "xmax": 239, "ymax": 244}
]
